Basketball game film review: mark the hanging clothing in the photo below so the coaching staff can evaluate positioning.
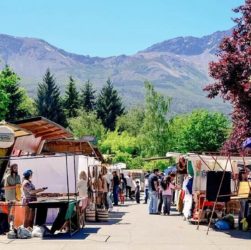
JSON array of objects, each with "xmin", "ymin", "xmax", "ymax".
[
  {"xmin": 186, "ymin": 177, "xmax": 193, "ymax": 195},
  {"xmin": 182, "ymin": 176, "xmax": 193, "ymax": 219}
]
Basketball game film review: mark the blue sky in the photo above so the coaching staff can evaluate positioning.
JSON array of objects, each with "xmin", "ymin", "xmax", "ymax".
[{"xmin": 0, "ymin": 0, "xmax": 243, "ymax": 57}]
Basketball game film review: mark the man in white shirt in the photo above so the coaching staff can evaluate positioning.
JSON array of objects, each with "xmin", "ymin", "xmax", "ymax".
[{"xmin": 126, "ymin": 172, "xmax": 133, "ymax": 200}]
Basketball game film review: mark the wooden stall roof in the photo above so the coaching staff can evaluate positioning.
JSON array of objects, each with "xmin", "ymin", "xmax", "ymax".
[
  {"xmin": 42, "ymin": 139, "xmax": 104, "ymax": 162},
  {"xmin": 4, "ymin": 123, "xmax": 31, "ymax": 138},
  {"xmin": 12, "ymin": 117, "xmax": 72, "ymax": 140}
]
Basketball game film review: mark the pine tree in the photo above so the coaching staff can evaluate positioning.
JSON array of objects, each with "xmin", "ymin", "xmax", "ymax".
[
  {"xmin": 36, "ymin": 69, "xmax": 67, "ymax": 127},
  {"xmin": 96, "ymin": 78, "xmax": 124, "ymax": 131},
  {"xmin": 81, "ymin": 80, "xmax": 96, "ymax": 112},
  {"xmin": 64, "ymin": 76, "xmax": 80, "ymax": 118}
]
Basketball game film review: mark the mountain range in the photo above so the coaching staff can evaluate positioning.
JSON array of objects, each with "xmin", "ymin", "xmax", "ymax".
[{"xmin": 0, "ymin": 30, "xmax": 231, "ymax": 114}]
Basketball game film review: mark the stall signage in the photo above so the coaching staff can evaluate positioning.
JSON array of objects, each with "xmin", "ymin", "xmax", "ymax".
[{"xmin": 0, "ymin": 126, "xmax": 15, "ymax": 148}]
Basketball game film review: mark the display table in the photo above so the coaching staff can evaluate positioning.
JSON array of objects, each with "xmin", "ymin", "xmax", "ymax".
[{"xmin": 28, "ymin": 197, "xmax": 88, "ymax": 234}]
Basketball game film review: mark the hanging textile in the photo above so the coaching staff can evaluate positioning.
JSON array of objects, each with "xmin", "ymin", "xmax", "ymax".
[
  {"xmin": 206, "ymin": 171, "xmax": 231, "ymax": 202},
  {"xmin": 192, "ymin": 160, "xmax": 207, "ymax": 192},
  {"xmin": 187, "ymin": 161, "xmax": 194, "ymax": 176},
  {"xmin": 186, "ymin": 177, "xmax": 193, "ymax": 195}
]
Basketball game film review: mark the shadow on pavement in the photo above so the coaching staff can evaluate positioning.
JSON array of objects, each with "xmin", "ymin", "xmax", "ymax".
[
  {"xmin": 86, "ymin": 211, "xmax": 128, "ymax": 226},
  {"xmin": 42, "ymin": 227, "xmax": 100, "ymax": 240},
  {"xmin": 221, "ymin": 229, "xmax": 251, "ymax": 240}
]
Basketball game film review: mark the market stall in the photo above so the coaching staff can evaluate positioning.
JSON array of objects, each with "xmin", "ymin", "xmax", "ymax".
[
  {"xmin": 172, "ymin": 153, "xmax": 251, "ymax": 233},
  {"xmin": 0, "ymin": 116, "xmax": 104, "ymax": 237}
]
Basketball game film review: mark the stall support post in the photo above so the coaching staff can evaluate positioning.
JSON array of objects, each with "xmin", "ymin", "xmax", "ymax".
[
  {"xmin": 65, "ymin": 153, "xmax": 72, "ymax": 236},
  {"xmin": 73, "ymin": 153, "xmax": 81, "ymax": 230},
  {"xmin": 229, "ymin": 157, "xmax": 238, "ymax": 195}
]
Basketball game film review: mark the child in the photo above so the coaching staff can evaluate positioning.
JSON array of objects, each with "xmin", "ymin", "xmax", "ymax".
[
  {"xmin": 119, "ymin": 179, "xmax": 125, "ymax": 204},
  {"xmin": 135, "ymin": 181, "xmax": 140, "ymax": 204},
  {"xmin": 161, "ymin": 176, "xmax": 179, "ymax": 215}
]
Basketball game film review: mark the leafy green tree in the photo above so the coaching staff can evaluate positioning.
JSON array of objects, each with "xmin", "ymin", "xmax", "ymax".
[
  {"xmin": 168, "ymin": 110, "xmax": 231, "ymax": 153},
  {"xmin": 81, "ymin": 80, "xmax": 96, "ymax": 112},
  {"xmin": 64, "ymin": 76, "xmax": 80, "ymax": 118},
  {"xmin": 0, "ymin": 72, "xmax": 10, "ymax": 120},
  {"xmin": 139, "ymin": 81, "xmax": 171, "ymax": 157},
  {"xmin": 36, "ymin": 69, "xmax": 67, "ymax": 126},
  {"xmin": 18, "ymin": 88, "xmax": 36, "ymax": 117},
  {"xmin": 96, "ymin": 79, "xmax": 124, "ymax": 130},
  {"xmin": 100, "ymin": 131, "xmax": 143, "ymax": 168},
  {"xmin": 143, "ymin": 159, "xmax": 175, "ymax": 172},
  {"xmin": 116, "ymin": 107, "xmax": 145, "ymax": 137},
  {"xmin": 68, "ymin": 111, "xmax": 105, "ymax": 142},
  {"xmin": 0, "ymin": 66, "xmax": 33, "ymax": 121},
  {"xmin": 100, "ymin": 131, "xmax": 139, "ymax": 155}
]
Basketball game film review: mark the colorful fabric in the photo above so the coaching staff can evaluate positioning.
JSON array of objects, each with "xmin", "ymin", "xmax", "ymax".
[
  {"xmin": 0, "ymin": 202, "xmax": 9, "ymax": 214},
  {"xmin": 187, "ymin": 161, "xmax": 194, "ymax": 176}
]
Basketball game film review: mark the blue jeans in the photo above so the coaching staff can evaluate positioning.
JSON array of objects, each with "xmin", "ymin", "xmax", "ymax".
[
  {"xmin": 149, "ymin": 191, "xmax": 158, "ymax": 214},
  {"xmin": 163, "ymin": 195, "xmax": 172, "ymax": 214},
  {"xmin": 113, "ymin": 186, "xmax": 119, "ymax": 205},
  {"xmin": 107, "ymin": 191, "xmax": 113, "ymax": 209}
]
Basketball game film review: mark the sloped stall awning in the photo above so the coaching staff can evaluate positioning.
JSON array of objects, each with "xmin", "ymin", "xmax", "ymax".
[
  {"xmin": 12, "ymin": 116, "xmax": 72, "ymax": 140},
  {"xmin": 4, "ymin": 123, "xmax": 31, "ymax": 138},
  {"xmin": 42, "ymin": 139, "xmax": 104, "ymax": 162}
]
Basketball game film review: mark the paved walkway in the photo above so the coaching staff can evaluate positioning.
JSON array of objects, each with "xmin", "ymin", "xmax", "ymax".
[{"xmin": 1, "ymin": 201, "xmax": 251, "ymax": 250}]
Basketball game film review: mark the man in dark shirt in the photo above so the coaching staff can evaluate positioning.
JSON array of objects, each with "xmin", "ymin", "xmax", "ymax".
[
  {"xmin": 112, "ymin": 171, "xmax": 120, "ymax": 206},
  {"xmin": 148, "ymin": 169, "xmax": 159, "ymax": 214},
  {"xmin": 157, "ymin": 173, "xmax": 165, "ymax": 214}
]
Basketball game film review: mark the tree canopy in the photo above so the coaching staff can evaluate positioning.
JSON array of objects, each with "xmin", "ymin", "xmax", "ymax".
[
  {"xmin": 36, "ymin": 69, "xmax": 67, "ymax": 126},
  {"xmin": 81, "ymin": 80, "xmax": 96, "ymax": 112},
  {"xmin": 168, "ymin": 110, "xmax": 230, "ymax": 153},
  {"xmin": 0, "ymin": 66, "xmax": 34, "ymax": 121},
  {"xmin": 139, "ymin": 81, "xmax": 171, "ymax": 157},
  {"xmin": 204, "ymin": 0, "xmax": 251, "ymax": 152},
  {"xmin": 96, "ymin": 79, "xmax": 124, "ymax": 131},
  {"xmin": 116, "ymin": 107, "xmax": 145, "ymax": 137},
  {"xmin": 64, "ymin": 76, "xmax": 80, "ymax": 118},
  {"xmin": 68, "ymin": 111, "xmax": 105, "ymax": 142}
]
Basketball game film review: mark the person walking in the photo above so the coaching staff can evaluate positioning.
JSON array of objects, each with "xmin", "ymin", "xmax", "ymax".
[
  {"xmin": 157, "ymin": 173, "xmax": 165, "ymax": 214},
  {"xmin": 148, "ymin": 169, "xmax": 159, "ymax": 214},
  {"xmin": 112, "ymin": 171, "xmax": 120, "ymax": 206},
  {"xmin": 135, "ymin": 181, "xmax": 141, "ymax": 204},
  {"xmin": 103, "ymin": 171, "xmax": 113, "ymax": 211},
  {"xmin": 119, "ymin": 173, "xmax": 127, "ymax": 204}
]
